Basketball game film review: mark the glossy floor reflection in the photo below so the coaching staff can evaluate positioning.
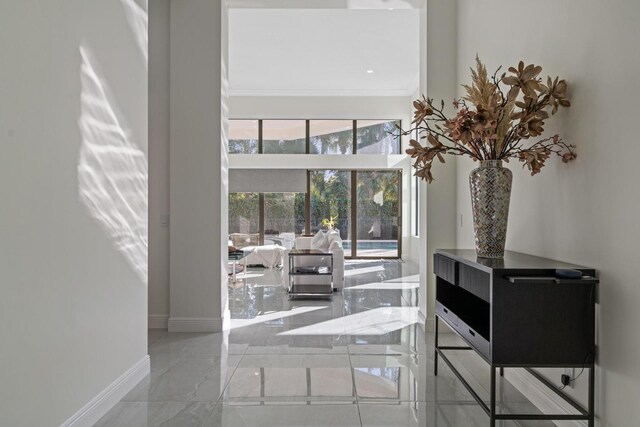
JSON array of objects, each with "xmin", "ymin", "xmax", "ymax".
[{"xmin": 97, "ymin": 260, "xmax": 553, "ymax": 426}]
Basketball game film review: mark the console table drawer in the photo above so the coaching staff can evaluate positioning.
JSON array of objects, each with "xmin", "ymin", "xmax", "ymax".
[
  {"xmin": 436, "ymin": 301, "xmax": 458, "ymax": 327},
  {"xmin": 434, "ymin": 254, "xmax": 458, "ymax": 284},
  {"xmin": 459, "ymin": 319, "xmax": 490, "ymax": 359},
  {"xmin": 459, "ymin": 263, "xmax": 490, "ymax": 302}
]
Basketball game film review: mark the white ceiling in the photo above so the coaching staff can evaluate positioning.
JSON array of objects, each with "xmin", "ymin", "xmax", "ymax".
[{"xmin": 229, "ymin": 9, "xmax": 420, "ymax": 96}]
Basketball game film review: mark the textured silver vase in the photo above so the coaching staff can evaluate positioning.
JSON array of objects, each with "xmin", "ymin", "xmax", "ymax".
[{"xmin": 469, "ymin": 160, "xmax": 512, "ymax": 258}]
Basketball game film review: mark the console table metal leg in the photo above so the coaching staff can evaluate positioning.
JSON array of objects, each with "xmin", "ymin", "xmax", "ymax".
[
  {"xmin": 434, "ymin": 316, "xmax": 439, "ymax": 376},
  {"xmin": 499, "ymin": 366, "xmax": 504, "ymax": 404},
  {"xmin": 490, "ymin": 366, "xmax": 496, "ymax": 427}
]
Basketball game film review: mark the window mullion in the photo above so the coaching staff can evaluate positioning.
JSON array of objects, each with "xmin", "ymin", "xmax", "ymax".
[
  {"xmin": 352, "ymin": 120, "xmax": 357, "ymax": 154},
  {"xmin": 258, "ymin": 119, "xmax": 263, "ymax": 153},
  {"xmin": 351, "ymin": 170, "xmax": 357, "ymax": 258},
  {"xmin": 305, "ymin": 120, "xmax": 310, "ymax": 154},
  {"xmin": 259, "ymin": 193, "xmax": 265, "ymax": 245},
  {"xmin": 305, "ymin": 170, "xmax": 310, "ymax": 236}
]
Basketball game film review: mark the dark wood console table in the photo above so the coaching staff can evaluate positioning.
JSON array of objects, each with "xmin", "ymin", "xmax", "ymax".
[{"xmin": 434, "ymin": 249, "xmax": 598, "ymax": 426}]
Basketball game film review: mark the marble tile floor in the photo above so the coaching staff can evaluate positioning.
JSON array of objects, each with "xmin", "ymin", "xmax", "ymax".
[{"xmin": 97, "ymin": 260, "xmax": 555, "ymax": 427}]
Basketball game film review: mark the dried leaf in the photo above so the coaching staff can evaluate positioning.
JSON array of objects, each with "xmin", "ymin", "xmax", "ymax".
[{"xmin": 502, "ymin": 76, "xmax": 519, "ymax": 86}]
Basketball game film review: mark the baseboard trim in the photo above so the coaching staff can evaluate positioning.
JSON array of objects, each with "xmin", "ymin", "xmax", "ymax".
[
  {"xmin": 168, "ymin": 317, "xmax": 223, "ymax": 332},
  {"xmin": 60, "ymin": 355, "xmax": 150, "ymax": 427},
  {"xmin": 505, "ymin": 368, "xmax": 587, "ymax": 427},
  {"xmin": 148, "ymin": 314, "xmax": 169, "ymax": 329}
]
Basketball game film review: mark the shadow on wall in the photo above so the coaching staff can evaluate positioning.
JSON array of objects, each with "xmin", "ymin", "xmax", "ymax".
[
  {"xmin": 77, "ymin": 46, "xmax": 148, "ymax": 284},
  {"xmin": 120, "ymin": 0, "xmax": 148, "ymax": 66}
]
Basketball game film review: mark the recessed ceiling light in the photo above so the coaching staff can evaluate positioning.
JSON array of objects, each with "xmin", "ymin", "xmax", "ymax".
[{"xmin": 366, "ymin": 69, "xmax": 374, "ymax": 74}]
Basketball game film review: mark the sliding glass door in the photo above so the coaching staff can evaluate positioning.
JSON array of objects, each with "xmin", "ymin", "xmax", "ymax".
[{"xmin": 356, "ymin": 171, "xmax": 400, "ymax": 258}]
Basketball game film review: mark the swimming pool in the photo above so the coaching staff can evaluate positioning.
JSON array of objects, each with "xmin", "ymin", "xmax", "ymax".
[{"xmin": 342, "ymin": 240, "xmax": 398, "ymax": 251}]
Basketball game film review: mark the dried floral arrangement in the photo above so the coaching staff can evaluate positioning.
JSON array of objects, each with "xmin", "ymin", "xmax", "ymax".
[{"xmin": 403, "ymin": 56, "xmax": 576, "ymax": 182}]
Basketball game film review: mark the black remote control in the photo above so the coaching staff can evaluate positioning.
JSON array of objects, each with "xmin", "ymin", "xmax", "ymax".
[{"xmin": 555, "ymin": 269, "xmax": 583, "ymax": 279}]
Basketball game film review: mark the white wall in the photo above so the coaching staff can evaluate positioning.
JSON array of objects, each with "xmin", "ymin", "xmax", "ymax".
[
  {"xmin": 168, "ymin": 0, "xmax": 229, "ymax": 332},
  {"xmin": 420, "ymin": 0, "xmax": 458, "ymax": 329},
  {"xmin": 149, "ymin": 0, "xmax": 170, "ymax": 328},
  {"xmin": 0, "ymin": 0, "xmax": 148, "ymax": 425},
  {"xmin": 230, "ymin": 95, "xmax": 413, "ymax": 122},
  {"xmin": 456, "ymin": 1, "xmax": 640, "ymax": 424}
]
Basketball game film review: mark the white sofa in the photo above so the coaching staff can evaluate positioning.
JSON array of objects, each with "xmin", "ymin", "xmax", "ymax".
[
  {"xmin": 230, "ymin": 233, "xmax": 287, "ymax": 268},
  {"xmin": 243, "ymin": 244, "xmax": 287, "ymax": 268},
  {"xmin": 287, "ymin": 235, "xmax": 345, "ymax": 290}
]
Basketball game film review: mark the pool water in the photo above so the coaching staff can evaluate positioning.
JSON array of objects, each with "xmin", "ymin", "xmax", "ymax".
[{"xmin": 342, "ymin": 241, "xmax": 398, "ymax": 250}]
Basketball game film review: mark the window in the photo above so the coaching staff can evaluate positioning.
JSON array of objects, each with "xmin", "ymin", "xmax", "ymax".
[
  {"xmin": 228, "ymin": 120, "xmax": 258, "ymax": 154},
  {"xmin": 309, "ymin": 120, "xmax": 354, "ymax": 155},
  {"xmin": 411, "ymin": 128, "xmax": 420, "ymax": 237},
  {"xmin": 356, "ymin": 120, "xmax": 401, "ymax": 154},
  {"xmin": 264, "ymin": 192, "xmax": 305, "ymax": 247},
  {"xmin": 228, "ymin": 192, "xmax": 260, "ymax": 248},
  {"xmin": 228, "ymin": 119, "xmax": 401, "ymax": 154},
  {"xmin": 262, "ymin": 120, "xmax": 306, "ymax": 154},
  {"xmin": 228, "ymin": 192, "xmax": 304, "ymax": 249},
  {"xmin": 413, "ymin": 175, "xmax": 420, "ymax": 237}
]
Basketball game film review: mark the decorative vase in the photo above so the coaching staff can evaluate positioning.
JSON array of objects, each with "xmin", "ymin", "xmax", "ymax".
[{"xmin": 469, "ymin": 160, "xmax": 512, "ymax": 258}]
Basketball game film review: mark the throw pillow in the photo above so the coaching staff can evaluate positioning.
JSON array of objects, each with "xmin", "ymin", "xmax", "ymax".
[
  {"xmin": 326, "ymin": 230, "xmax": 341, "ymax": 247},
  {"xmin": 311, "ymin": 230, "xmax": 326, "ymax": 250},
  {"xmin": 329, "ymin": 239, "xmax": 343, "ymax": 251}
]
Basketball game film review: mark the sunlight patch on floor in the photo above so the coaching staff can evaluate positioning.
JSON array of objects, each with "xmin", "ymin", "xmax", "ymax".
[
  {"xmin": 344, "ymin": 265, "xmax": 386, "ymax": 277},
  {"xmin": 229, "ymin": 306, "xmax": 328, "ymax": 330},
  {"xmin": 344, "ymin": 282, "xmax": 419, "ymax": 291},
  {"xmin": 278, "ymin": 307, "xmax": 419, "ymax": 336}
]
